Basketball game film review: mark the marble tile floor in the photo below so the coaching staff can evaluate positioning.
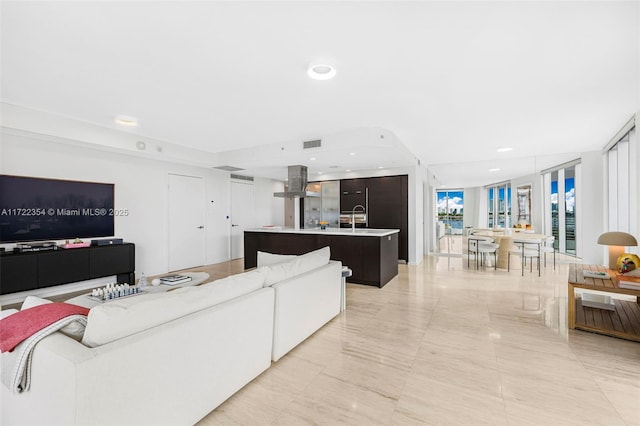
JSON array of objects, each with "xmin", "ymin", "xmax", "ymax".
[{"xmin": 191, "ymin": 255, "xmax": 640, "ymax": 426}]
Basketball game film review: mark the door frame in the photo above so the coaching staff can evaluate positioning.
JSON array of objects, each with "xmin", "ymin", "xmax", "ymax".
[{"xmin": 167, "ymin": 173, "xmax": 206, "ymax": 271}]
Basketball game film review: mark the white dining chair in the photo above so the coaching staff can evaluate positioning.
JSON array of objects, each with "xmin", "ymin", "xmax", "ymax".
[
  {"xmin": 508, "ymin": 238, "xmax": 542, "ymax": 276},
  {"xmin": 468, "ymin": 236, "xmax": 498, "ymax": 270},
  {"xmin": 540, "ymin": 236, "xmax": 556, "ymax": 269}
]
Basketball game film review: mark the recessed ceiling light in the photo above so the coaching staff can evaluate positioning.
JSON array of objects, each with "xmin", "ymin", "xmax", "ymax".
[
  {"xmin": 346, "ymin": 169, "xmax": 351, "ymax": 172},
  {"xmin": 307, "ymin": 64, "xmax": 336, "ymax": 80},
  {"xmin": 496, "ymin": 147, "xmax": 512, "ymax": 153},
  {"xmin": 378, "ymin": 166, "xmax": 384, "ymax": 169},
  {"xmin": 114, "ymin": 115, "xmax": 138, "ymax": 126},
  {"xmin": 317, "ymin": 172, "xmax": 323, "ymax": 175},
  {"xmin": 310, "ymin": 157, "xmax": 316, "ymax": 161},
  {"xmin": 488, "ymin": 168, "xmax": 500, "ymax": 172},
  {"xmin": 349, "ymin": 152, "xmax": 356, "ymax": 156}
]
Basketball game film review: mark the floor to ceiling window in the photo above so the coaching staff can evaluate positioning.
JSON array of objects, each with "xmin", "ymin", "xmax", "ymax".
[
  {"xmin": 565, "ymin": 167, "xmax": 576, "ymax": 254},
  {"xmin": 544, "ymin": 161, "xmax": 579, "ymax": 255},
  {"xmin": 605, "ymin": 119, "xmax": 637, "ymax": 238},
  {"xmin": 437, "ymin": 190, "xmax": 464, "ymax": 235},
  {"xmin": 486, "ymin": 182, "xmax": 511, "ymax": 228},
  {"xmin": 550, "ymin": 171, "xmax": 559, "ymax": 250}
]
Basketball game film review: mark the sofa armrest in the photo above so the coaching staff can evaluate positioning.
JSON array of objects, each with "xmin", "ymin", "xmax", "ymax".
[{"xmin": 271, "ymin": 260, "xmax": 342, "ymax": 361}]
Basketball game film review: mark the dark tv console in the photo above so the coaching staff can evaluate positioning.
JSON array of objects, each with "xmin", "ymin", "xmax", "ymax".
[{"xmin": 0, "ymin": 243, "xmax": 135, "ymax": 295}]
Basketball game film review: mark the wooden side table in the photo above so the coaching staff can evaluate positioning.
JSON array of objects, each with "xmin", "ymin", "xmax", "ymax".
[{"xmin": 568, "ymin": 264, "xmax": 640, "ymax": 342}]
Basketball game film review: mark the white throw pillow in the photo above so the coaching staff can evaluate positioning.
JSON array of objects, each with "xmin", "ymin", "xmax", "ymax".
[
  {"xmin": 81, "ymin": 269, "xmax": 265, "ymax": 348},
  {"xmin": 259, "ymin": 246, "xmax": 330, "ymax": 287},
  {"xmin": 21, "ymin": 296, "xmax": 86, "ymax": 340},
  {"xmin": 257, "ymin": 251, "xmax": 296, "ymax": 267}
]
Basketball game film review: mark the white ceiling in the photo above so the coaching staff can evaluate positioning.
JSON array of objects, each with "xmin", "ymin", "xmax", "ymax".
[{"xmin": 1, "ymin": 1, "xmax": 638, "ymax": 187}]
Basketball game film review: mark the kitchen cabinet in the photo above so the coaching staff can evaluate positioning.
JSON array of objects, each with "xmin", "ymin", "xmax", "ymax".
[
  {"xmin": 301, "ymin": 181, "xmax": 340, "ymax": 228},
  {"xmin": 367, "ymin": 175, "xmax": 408, "ymax": 262},
  {"xmin": 340, "ymin": 179, "xmax": 367, "ymax": 212},
  {"xmin": 244, "ymin": 228, "xmax": 399, "ymax": 287}
]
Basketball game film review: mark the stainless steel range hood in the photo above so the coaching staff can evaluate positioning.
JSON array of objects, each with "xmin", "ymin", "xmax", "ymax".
[{"xmin": 274, "ymin": 165, "xmax": 320, "ymax": 198}]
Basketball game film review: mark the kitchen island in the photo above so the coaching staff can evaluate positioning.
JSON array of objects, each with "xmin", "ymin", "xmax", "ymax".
[{"xmin": 244, "ymin": 227, "xmax": 399, "ymax": 287}]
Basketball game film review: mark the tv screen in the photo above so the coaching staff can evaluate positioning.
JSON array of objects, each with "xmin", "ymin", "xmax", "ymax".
[{"xmin": 0, "ymin": 175, "xmax": 115, "ymax": 243}]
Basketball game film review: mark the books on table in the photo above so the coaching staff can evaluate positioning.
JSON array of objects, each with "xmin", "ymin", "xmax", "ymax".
[
  {"xmin": 160, "ymin": 274, "xmax": 192, "ymax": 286},
  {"xmin": 580, "ymin": 293, "xmax": 615, "ymax": 311},
  {"xmin": 582, "ymin": 270, "xmax": 610, "ymax": 279},
  {"xmin": 618, "ymin": 280, "xmax": 640, "ymax": 290}
]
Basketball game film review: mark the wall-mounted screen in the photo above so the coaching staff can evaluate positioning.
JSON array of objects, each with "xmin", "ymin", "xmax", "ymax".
[{"xmin": 0, "ymin": 175, "xmax": 115, "ymax": 243}]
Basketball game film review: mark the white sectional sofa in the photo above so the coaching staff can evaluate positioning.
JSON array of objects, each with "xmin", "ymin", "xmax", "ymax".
[{"xmin": 1, "ymin": 247, "xmax": 342, "ymax": 426}]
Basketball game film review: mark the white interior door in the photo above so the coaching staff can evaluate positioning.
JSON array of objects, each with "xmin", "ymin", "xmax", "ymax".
[
  {"xmin": 230, "ymin": 181, "xmax": 255, "ymax": 260},
  {"xmin": 168, "ymin": 174, "xmax": 206, "ymax": 271}
]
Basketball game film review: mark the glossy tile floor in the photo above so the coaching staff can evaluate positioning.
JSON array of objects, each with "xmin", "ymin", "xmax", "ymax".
[{"xmin": 193, "ymin": 255, "xmax": 640, "ymax": 426}]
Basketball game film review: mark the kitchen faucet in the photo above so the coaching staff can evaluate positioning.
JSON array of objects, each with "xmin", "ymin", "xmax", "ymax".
[{"xmin": 351, "ymin": 204, "xmax": 366, "ymax": 232}]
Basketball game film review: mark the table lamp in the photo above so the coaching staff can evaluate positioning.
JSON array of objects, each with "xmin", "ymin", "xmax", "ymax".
[{"xmin": 597, "ymin": 231, "xmax": 638, "ymax": 269}]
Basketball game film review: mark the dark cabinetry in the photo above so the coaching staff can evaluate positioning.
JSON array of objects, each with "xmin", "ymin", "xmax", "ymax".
[
  {"xmin": 340, "ymin": 175, "xmax": 408, "ymax": 262},
  {"xmin": 244, "ymin": 232, "xmax": 398, "ymax": 287},
  {"xmin": 366, "ymin": 175, "xmax": 408, "ymax": 262},
  {"xmin": 340, "ymin": 179, "xmax": 367, "ymax": 212},
  {"xmin": 0, "ymin": 243, "xmax": 135, "ymax": 295}
]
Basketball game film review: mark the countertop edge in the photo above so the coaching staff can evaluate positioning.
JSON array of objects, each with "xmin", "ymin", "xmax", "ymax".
[{"xmin": 245, "ymin": 228, "xmax": 400, "ymax": 237}]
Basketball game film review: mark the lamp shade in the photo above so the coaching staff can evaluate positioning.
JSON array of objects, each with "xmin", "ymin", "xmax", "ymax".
[{"xmin": 597, "ymin": 232, "xmax": 638, "ymax": 246}]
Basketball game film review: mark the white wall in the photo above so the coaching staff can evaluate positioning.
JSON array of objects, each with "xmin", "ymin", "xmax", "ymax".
[
  {"xmin": 0, "ymin": 130, "xmax": 282, "ymax": 278},
  {"xmin": 578, "ymin": 151, "xmax": 605, "ymax": 264},
  {"xmin": 462, "ymin": 187, "xmax": 482, "ymax": 229},
  {"xmin": 253, "ymin": 178, "xmax": 285, "ymax": 227}
]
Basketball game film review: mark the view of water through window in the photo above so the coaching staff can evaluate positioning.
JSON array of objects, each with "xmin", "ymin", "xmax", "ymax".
[{"xmin": 437, "ymin": 190, "xmax": 464, "ymax": 235}]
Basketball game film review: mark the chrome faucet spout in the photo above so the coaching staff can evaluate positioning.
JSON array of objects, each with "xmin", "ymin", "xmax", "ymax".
[{"xmin": 351, "ymin": 204, "xmax": 366, "ymax": 232}]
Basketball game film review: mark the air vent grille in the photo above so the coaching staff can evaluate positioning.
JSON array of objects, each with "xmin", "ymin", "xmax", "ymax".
[
  {"xmin": 231, "ymin": 174, "xmax": 254, "ymax": 182},
  {"xmin": 303, "ymin": 139, "xmax": 322, "ymax": 149},
  {"xmin": 214, "ymin": 165, "xmax": 244, "ymax": 172}
]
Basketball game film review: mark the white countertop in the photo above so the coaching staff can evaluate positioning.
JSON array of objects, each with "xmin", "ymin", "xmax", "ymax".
[{"xmin": 245, "ymin": 227, "xmax": 400, "ymax": 237}]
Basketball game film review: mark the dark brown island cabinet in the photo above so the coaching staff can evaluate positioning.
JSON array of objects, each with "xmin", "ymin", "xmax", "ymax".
[{"xmin": 244, "ymin": 228, "xmax": 399, "ymax": 288}]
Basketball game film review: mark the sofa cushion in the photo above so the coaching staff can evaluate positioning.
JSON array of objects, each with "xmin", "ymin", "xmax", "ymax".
[
  {"xmin": 258, "ymin": 246, "xmax": 331, "ymax": 287},
  {"xmin": 81, "ymin": 269, "xmax": 265, "ymax": 348},
  {"xmin": 1, "ymin": 309, "xmax": 18, "ymax": 319},
  {"xmin": 21, "ymin": 296, "xmax": 86, "ymax": 340},
  {"xmin": 257, "ymin": 251, "xmax": 296, "ymax": 267}
]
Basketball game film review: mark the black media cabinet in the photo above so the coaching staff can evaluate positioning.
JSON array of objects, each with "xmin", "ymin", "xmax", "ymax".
[{"xmin": 0, "ymin": 243, "xmax": 135, "ymax": 295}]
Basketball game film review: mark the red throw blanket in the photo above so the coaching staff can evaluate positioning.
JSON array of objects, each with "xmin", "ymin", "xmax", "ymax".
[{"xmin": 0, "ymin": 303, "xmax": 89, "ymax": 353}]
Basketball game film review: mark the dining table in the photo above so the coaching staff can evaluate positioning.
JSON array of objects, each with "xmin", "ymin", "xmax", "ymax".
[{"xmin": 471, "ymin": 231, "xmax": 548, "ymax": 269}]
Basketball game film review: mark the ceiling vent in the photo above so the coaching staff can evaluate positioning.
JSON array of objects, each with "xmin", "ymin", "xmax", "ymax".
[
  {"xmin": 231, "ymin": 174, "xmax": 254, "ymax": 182},
  {"xmin": 303, "ymin": 139, "xmax": 322, "ymax": 149},
  {"xmin": 214, "ymin": 165, "xmax": 245, "ymax": 172}
]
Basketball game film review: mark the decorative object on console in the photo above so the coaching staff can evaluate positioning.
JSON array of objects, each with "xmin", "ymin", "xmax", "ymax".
[
  {"xmin": 616, "ymin": 253, "xmax": 640, "ymax": 276},
  {"xmin": 63, "ymin": 241, "xmax": 91, "ymax": 249},
  {"xmin": 597, "ymin": 231, "xmax": 638, "ymax": 269}
]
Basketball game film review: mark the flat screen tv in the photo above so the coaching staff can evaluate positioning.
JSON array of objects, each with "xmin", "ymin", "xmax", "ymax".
[{"xmin": 0, "ymin": 175, "xmax": 115, "ymax": 243}]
